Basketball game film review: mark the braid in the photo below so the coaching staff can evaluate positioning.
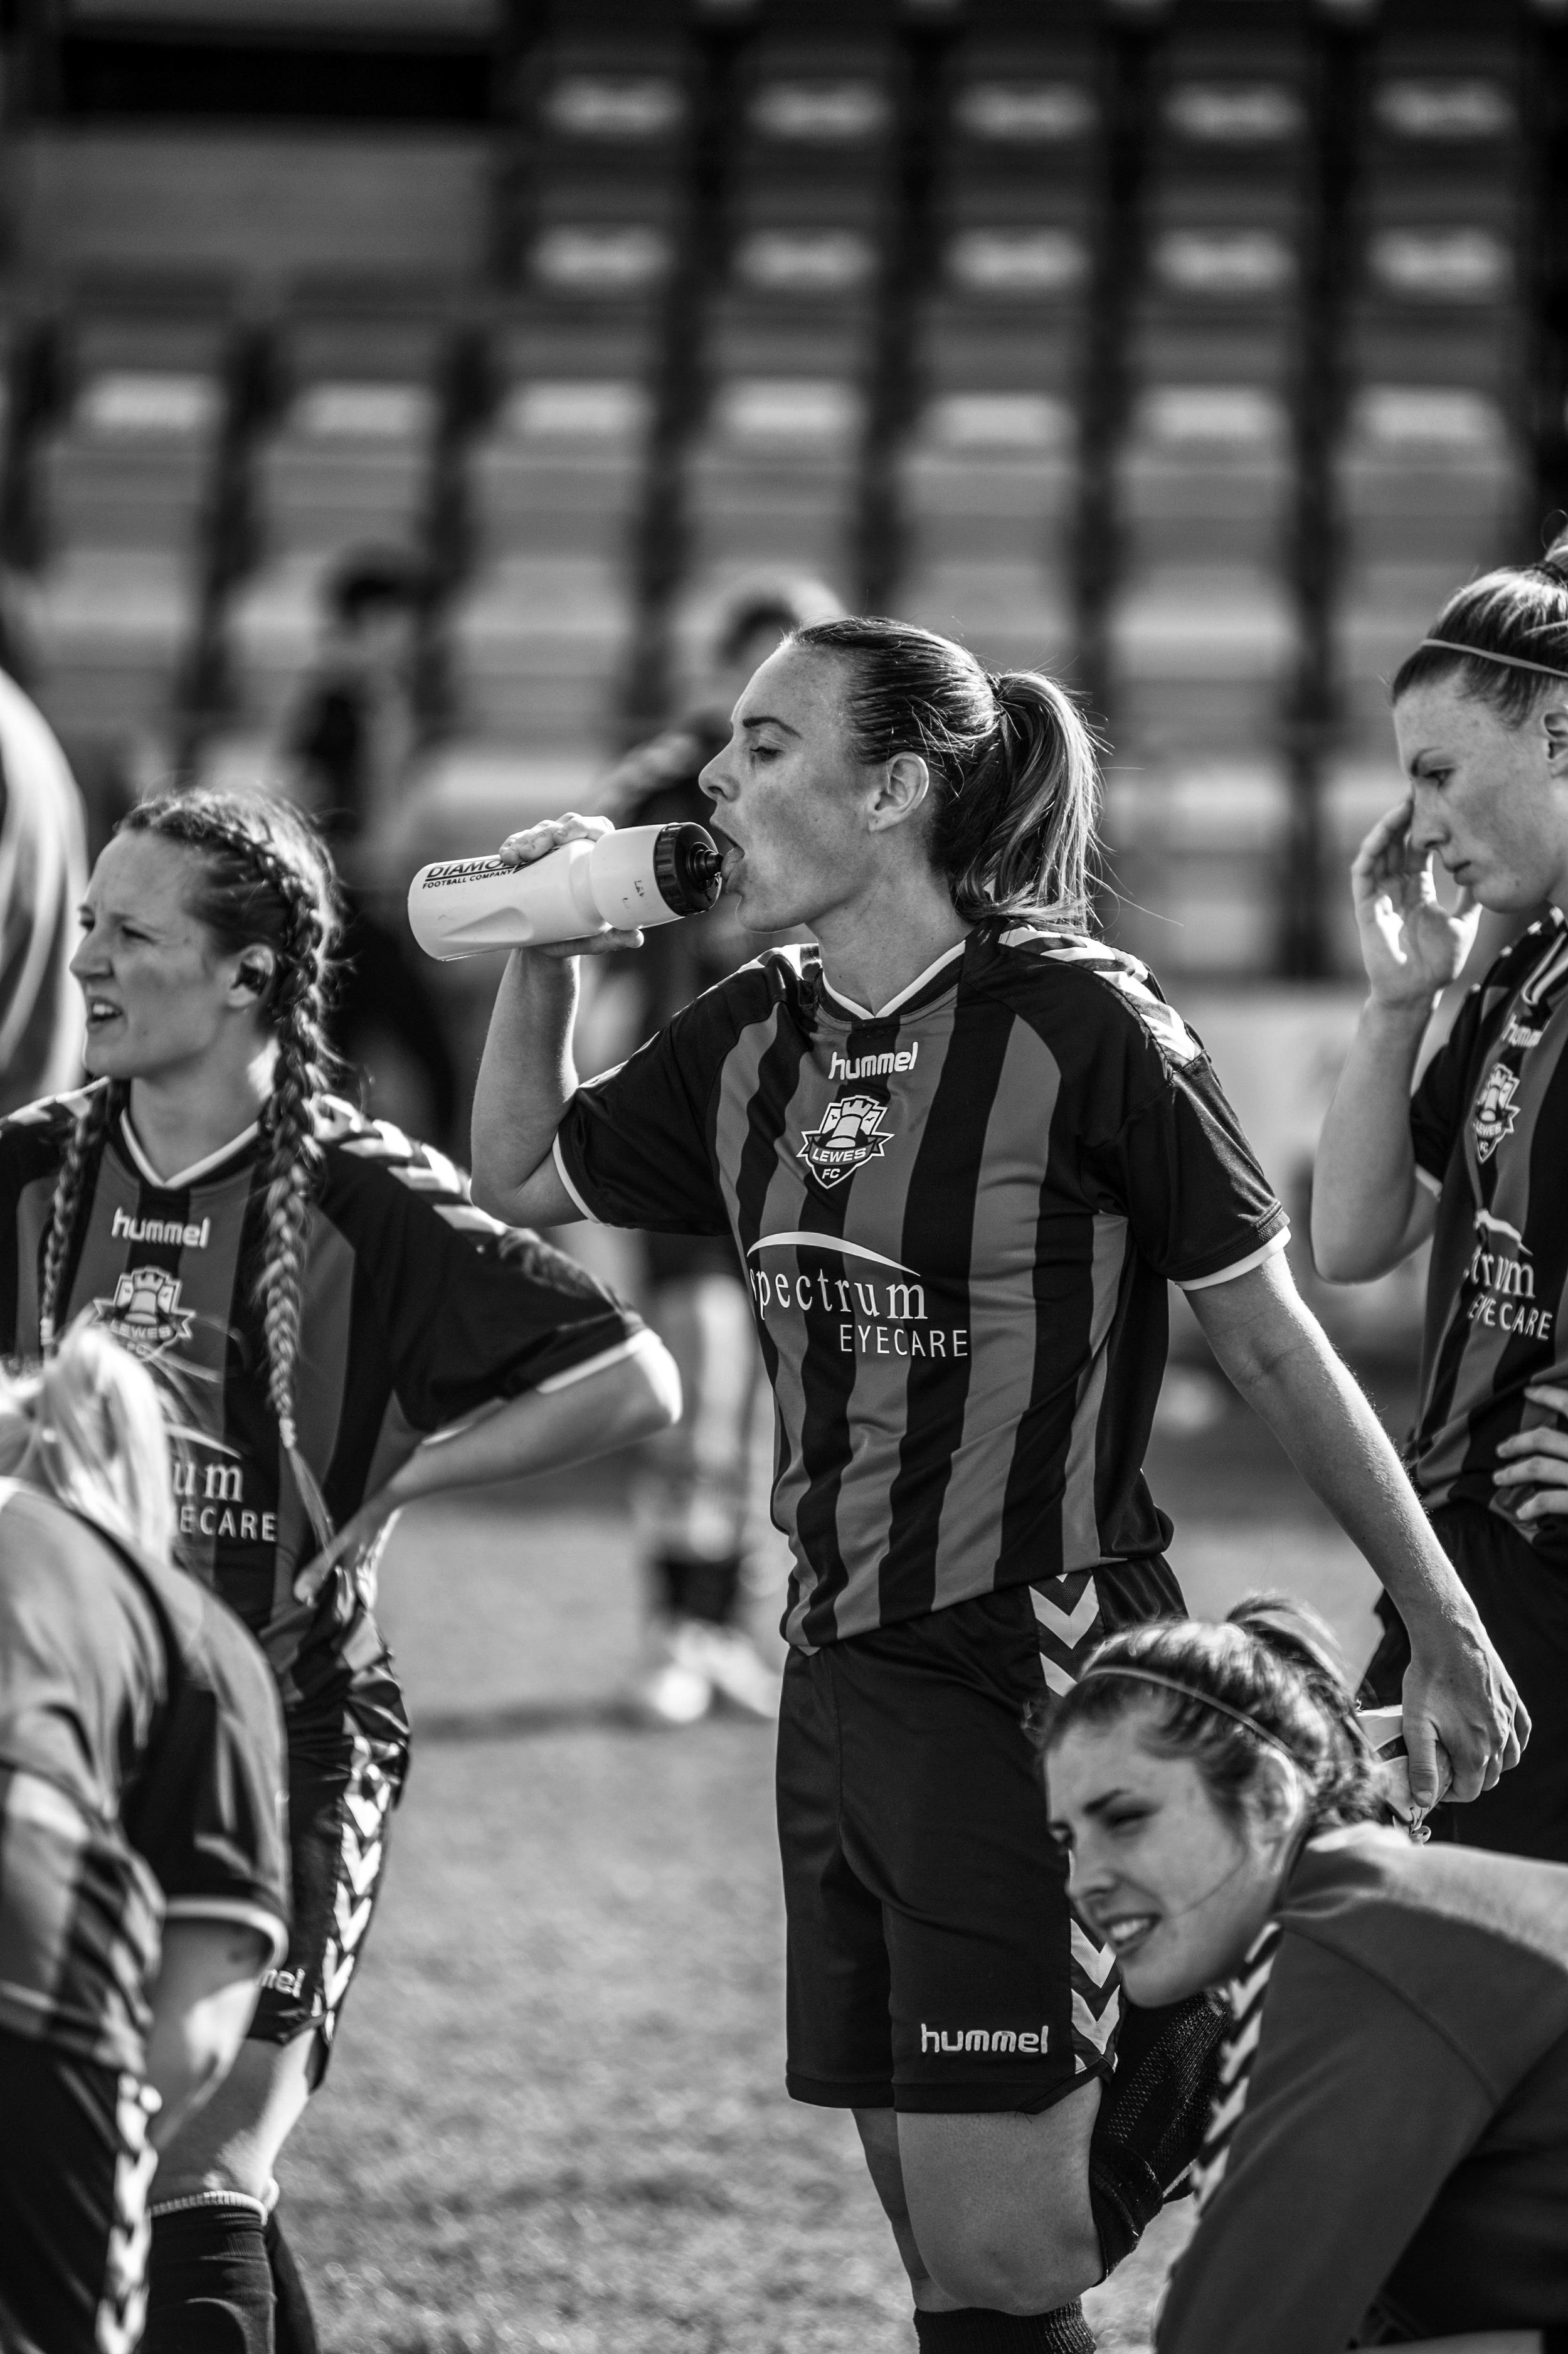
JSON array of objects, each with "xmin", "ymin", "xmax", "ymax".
[
  {"xmin": 38, "ymin": 1082, "xmax": 119, "ymax": 1354},
  {"xmin": 118, "ymin": 790, "xmax": 339, "ymax": 1550}
]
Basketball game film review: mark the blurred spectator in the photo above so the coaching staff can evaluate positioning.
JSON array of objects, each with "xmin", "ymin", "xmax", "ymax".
[
  {"xmin": 285, "ymin": 547, "xmax": 457, "ymax": 1147},
  {"xmin": 0, "ymin": 575, "xmax": 88, "ymax": 1115},
  {"xmin": 602, "ymin": 577, "xmax": 841, "ymax": 1727}
]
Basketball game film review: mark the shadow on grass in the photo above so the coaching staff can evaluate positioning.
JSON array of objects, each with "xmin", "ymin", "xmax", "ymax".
[{"xmin": 415, "ymin": 1696, "xmax": 652, "ymax": 1744}]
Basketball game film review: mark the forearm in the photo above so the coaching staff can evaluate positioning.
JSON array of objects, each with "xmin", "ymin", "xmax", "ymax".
[
  {"xmin": 144, "ymin": 1923, "xmax": 270, "ymax": 2149},
  {"xmin": 470, "ymin": 948, "xmax": 580, "ymax": 1220},
  {"xmin": 383, "ymin": 1344, "xmax": 680, "ymax": 1510},
  {"xmin": 1312, "ymin": 999, "xmax": 1431, "ymax": 1279}
]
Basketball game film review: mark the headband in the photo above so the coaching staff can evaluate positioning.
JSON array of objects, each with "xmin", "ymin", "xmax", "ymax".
[
  {"xmin": 1419, "ymin": 637, "xmax": 1568, "ymax": 682},
  {"xmin": 1078, "ymin": 1665, "xmax": 1301, "ymax": 1764}
]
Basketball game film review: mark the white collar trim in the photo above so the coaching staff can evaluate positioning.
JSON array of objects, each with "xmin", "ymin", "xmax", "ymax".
[
  {"xmin": 120, "ymin": 1113, "xmax": 260, "ymax": 1193},
  {"xmin": 821, "ymin": 940, "xmax": 967, "ymax": 1022}
]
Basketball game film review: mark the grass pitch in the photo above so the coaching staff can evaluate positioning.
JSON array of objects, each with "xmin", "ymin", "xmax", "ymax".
[{"xmin": 285, "ymin": 1375, "xmax": 1388, "ymax": 2351}]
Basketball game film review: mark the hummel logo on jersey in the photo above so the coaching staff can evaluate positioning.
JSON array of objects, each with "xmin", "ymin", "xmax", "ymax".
[
  {"xmin": 920, "ymin": 2023, "xmax": 1049, "ymax": 2055},
  {"xmin": 112, "ymin": 1206, "xmax": 210, "ymax": 1249},
  {"xmin": 798, "ymin": 1094, "xmax": 892, "ymax": 1187},
  {"xmin": 1473, "ymin": 1062, "xmax": 1521, "ymax": 1162},
  {"xmin": 94, "ymin": 1266, "xmax": 196, "ymax": 1355},
  {"xmin": 829, "ymin": 1041, "xmax": 919, "ymax": 1081},
  {"xmin": 1502, "ymin": 1017, "xmax": 1545, "ymax": 1052}
]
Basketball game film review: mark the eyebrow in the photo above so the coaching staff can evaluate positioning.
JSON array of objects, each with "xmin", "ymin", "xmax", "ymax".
[
  {"xmin": 1049, "ymin": 1787, "xmax": 1137, "ymax": 1835},
  {"xmin": 741, "ymin": 714, "xmax": 801, "ymax": 738}
]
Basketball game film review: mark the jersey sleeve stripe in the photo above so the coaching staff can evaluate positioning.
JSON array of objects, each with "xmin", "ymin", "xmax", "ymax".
[
  {"xmin": 1413, "ymin": 1162, "xmax": 1443, "ymax": 1197},
  {"xmin": 551, "ymin": 1133, "xmax": 601, "ymax": 1224},
  {"xmin": 161, "ymin": 1896, "xmax": 290, "ymax": 1968},
  {"xmin": 1175, "ymin": 1228, "xmax": 1291, "ymax": 1293},
  {"xmin": 534, "ymin": 1328, "xmax": 655, "ymax": 1394}
]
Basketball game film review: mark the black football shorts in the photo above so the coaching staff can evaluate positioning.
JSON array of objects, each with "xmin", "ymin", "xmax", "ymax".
[
  {"xmin": 0, "ymin": 2030, "xmax": 157, "ymax": 2354},
  {"xmin": 250, "ymin": 1670, "xmax": 408, "ymax": 2082},
  {"xmin": 778, "ymin": 1574, "xmax": 1167, "ymax": 2114}
]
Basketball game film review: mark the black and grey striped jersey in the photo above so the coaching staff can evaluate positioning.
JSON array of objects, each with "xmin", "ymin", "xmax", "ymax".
[
  {"xmin": 0, "ymin": 1090, "xmax": 643, "ymax": 1703},
  {"xmin": 555, "ymin": 923, "xmax": 1287, "ymax": 1650},
  {"xmin": 1409, "ymin": 911, "xmax": 1568, "ymax": 1556},
  {"xmin": 0, "ymin": 1480, "xmax": 287, "ymax": 2076}
]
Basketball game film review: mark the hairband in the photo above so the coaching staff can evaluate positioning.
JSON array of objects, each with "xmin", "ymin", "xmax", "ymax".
[
  {"xmin": 1078, "ymin": 1664, "xmax": 1301, "ymax": 1764},
  {"xmin": 1419, "ymin": 637, "xmax": 1568, "ymax": 682}
]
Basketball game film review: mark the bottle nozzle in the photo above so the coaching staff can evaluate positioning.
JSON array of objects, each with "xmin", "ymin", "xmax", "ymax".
[{"xmin": 654, "ymin": 822, "xmax": 725, "ymax": 916}]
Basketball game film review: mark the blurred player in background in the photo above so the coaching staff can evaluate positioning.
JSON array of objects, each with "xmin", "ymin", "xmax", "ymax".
[
  {"xmin": 0, "ymin": 788, "xmax": 678, "ymax": 2354},
  {"xmin": 0, "ymin": 1318, "xmax": 288, "ymax": 2354},
  {"xmin": 1315, "ymin": 533, "xmax": 1568, "ymax": 1866},
  {"xmin": 470, "ymin": 617, "xmax": 1520, "ymax": 2354},
  {"xmin": 600, "ymin": 576, "xmax": 841, "ymax": 1726},
  {"xmin": 0, "ymin": 577, "xmax": 88, "ymax": 1115},
  {"xmin": 285, "ymin": 546, "xmax": 457, "ymax": 1148},
  {"xmin": 1047, "ymin": 1603, "xmax": 1568, "ymax": 2353}
]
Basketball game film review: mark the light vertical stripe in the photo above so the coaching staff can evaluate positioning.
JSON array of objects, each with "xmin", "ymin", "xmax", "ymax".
[{"xmin": 1059, "ymin": 1212, "xmax": 1131, "ymax": 1573}]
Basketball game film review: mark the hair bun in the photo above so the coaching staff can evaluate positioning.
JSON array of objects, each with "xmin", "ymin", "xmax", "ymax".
[{"xmin": 1542, "ymin": 524, "xmax": 1568, "ymax": 578}]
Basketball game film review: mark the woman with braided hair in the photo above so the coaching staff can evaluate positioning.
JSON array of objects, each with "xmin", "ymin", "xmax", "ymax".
[
  {"xmin": 0, "ymin": 787, "xmax": 679, "ymax": 2354},
  {"xmin": 1047, "ymin": 1601, "xmax": 1568, "ymax": 2353},
  {"xmin": 470, "ymin": 615, "xmax": 1520, "ymax": 2352}
]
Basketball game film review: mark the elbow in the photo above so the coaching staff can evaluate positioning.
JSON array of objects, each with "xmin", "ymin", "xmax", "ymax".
[{"xmin": 470, "ymin": 1169, "xmax": 511, "ymax": 1223}]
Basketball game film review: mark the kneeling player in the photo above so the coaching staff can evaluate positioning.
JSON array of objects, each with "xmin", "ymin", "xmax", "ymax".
[
  {"xmin": 1047, "ymin": 1603, "xmax": 1568, "ymax": 2351},
  {"xmin": 0, "ymin": 788, "xmax": 679, "ymax": 2354},
  {"xmin": 0, "ymin": 1319, "xmax": 289, "ymax": 2354}
]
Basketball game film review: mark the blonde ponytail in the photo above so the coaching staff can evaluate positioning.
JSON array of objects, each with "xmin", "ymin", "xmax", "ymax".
[{"xmin": 0, "ymin": 1315, "xmax": 176, "ymax": 1560}]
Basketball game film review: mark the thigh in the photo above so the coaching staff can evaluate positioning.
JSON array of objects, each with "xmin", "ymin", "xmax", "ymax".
[
  {"xmin": 152, "ymin": 2032, "xmax": 316, "ymax": 2205},
  {"xmin": 836, "ymin": 1588, "xmax": 1117, "ymax": 2116},
  {"xmin": 1434, "ymin": 1508, "xmax": 1568, "ymax": 1864},
  {"xmin": 0, "ymin": 2032, "xmax": 157, "ymax": 2354},
  {"xmin": 778, "ymin": 1648, "xmax": 896, "ymax": 2108}
]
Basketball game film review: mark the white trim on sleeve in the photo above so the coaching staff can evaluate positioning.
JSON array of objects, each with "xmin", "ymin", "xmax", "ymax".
[
  {"xmin": 1175, "ymin": 1227, "xmax": 1290, "ymax": 1294},
  {"xmin": 535, "ymin": 1327, "xmax": 654, "ymax": 1396},
  {"xmin": 1413, "ymin": 1162, "xmax": 1443, "ymax": 1197},
  {"xmin": 551, "ymin": 1132, "xmax": 601, "ymax": 1224},
  {"xmin": 161, "ymin": 1897, "xmax": 290, "ymax": 1970}
]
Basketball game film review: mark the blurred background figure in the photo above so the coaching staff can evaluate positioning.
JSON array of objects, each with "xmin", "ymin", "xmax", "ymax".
[
  {"xmin": 0, "ymin": 574, "xmax": 87, "ymax": 1116},
  {"xmin": 600, "ymin": 576, "xmax": 841, "ymax": 1727},
  {"xmin": 284, "ymin": 547, "xmax": 458, "ymax": 1147}
]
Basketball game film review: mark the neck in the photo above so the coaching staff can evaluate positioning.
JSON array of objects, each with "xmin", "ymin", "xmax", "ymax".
[
  {"xmin": 810, "ymin": 868, "xmax": 970, "ymax": 1016},
  {"xmin": 126, "ymin": 1043, "xmax": 277, "ymax": 1182}
]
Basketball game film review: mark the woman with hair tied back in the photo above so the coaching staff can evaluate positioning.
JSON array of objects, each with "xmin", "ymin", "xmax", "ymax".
[
  {"xmin": 1046, "ymin": 1601, "xmax": 1568, "ymax": 2354},
  {"xmin": 471, "ymin": 617, "xmax": 1521, "ymax": 2352},
  {"xmin": 0, "ymin": 1317, "xmax": 289, "ymax": 2354},
  {"xmin": 1315, "ymin": 525, "xmax": 1568, "ymax": 1867},
  {"xmin": 0, "ymin": 788, "xmax": 681, "ymax": 2354}
]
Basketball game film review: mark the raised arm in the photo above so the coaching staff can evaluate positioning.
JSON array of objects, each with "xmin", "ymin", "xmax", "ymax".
[
  {"xmin": 470, "ymin": 815, "xmax": 641, "ymax": 1226},
  {"xmin": 1189, "ymin": 1251, "xmax": 1525, "ymax": 1806},
  {"xmin": 1311, "ymin": 799, "xmax": 1476, "ymax": 1281}
]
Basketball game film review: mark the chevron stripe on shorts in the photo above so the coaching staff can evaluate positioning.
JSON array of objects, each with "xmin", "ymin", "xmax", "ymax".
[
  {"xmin": 1030, "ymin": 1573, "xmax": 1123, "ymax": 2067},
  {"xmin": 94, "ymin": 2074, "xmax": 158, "ymax": 2354},
  {"xmin": 1191, "ymin": 1918, "xmax": 1283, "ymax": 2216},
  {"xmin": 317, "ymin": 1731, "xmax": 397, "ymax": 2055}
]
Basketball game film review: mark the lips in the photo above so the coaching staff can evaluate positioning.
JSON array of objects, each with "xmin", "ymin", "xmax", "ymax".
[
  {"xmin": 85, "ymin": 997, "xmax": 123, "ymax": 1027},
  {"xmin": 1097, "ymin": 1913, "xmax": 1158, "ymax": 1959},
  {"xmin": 707, "ymin": 824, "xmax": 744, "ymax": 884}
]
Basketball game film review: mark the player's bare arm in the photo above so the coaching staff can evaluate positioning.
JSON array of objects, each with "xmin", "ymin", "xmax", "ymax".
[
  {"xmin": 144, "ymin": 1920, "xmax": 275, "ymax": 2150},
  {"xmin": 295, "ymin": 1341, "xmax": 682, "ymax": 1602},
  {"xmin": 469, "ymin": 815, "xmax": 640, "ymax": 1227},
  {"xmin": 1313, "ymin": 797, "xmax": 1478, "ymax": 1281},
  {"xmin": 1188, "ymin": 1250, "xmax": 1526, "ymax": 1806}
]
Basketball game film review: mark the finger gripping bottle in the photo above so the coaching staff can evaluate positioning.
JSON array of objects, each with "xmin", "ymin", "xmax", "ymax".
[{"xmin": 407, "ymin": 823, "xmax": 723, "ymax": 960}]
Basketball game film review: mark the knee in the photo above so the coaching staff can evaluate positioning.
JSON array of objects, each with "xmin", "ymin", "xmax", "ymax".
[{"xmin": 916, "ymin": 2214, "xmax": 1103, "ymax": 2316}]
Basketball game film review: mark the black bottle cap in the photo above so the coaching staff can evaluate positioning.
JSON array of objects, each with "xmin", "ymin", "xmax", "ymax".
[{"xmin": 653, "ymin": 822, "xmax": 724, "ymax": 916}]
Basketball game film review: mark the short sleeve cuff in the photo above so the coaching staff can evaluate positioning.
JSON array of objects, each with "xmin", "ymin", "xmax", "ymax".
[
  {"xmin": 552, "ymin": 1132, "xmax": 601, "ymax": 1224},
  {"xmin": 1412, "ymin": 1162, "xmax": 1443, "ymax": 1198},
  {"xmin": 162, "ymin": 1897, "xmax": 290, "ymax": 1969},
  {"xmin": 1175, "ymin": 1227, "xmax": 1290, "ymax": 1294},
  {"xmin": 536, "ymin": 1327, "xmax": 657, "ymax": 1395}
]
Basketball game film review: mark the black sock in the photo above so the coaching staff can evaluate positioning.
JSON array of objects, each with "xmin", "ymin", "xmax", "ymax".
[
  {"xmin": 1089, "ymin": 1993, "xmax": 1226, "ymax": 2272},
  {"xmin": 681, "ymin": 1554, "xmax": 744, "ymax": 1626},
  {"xmin": 913, "ymin": 2304, "xmax": 1093, "ymax": 2351},
  {"xmin": 263, "ymin": 2214, "xmax": 319, "ymax": 2354},
  {"xmin": 144, "ymin": 2203, "xmax": 273, "ymax": 2354},
  {"xmin": 651, "ymin": 1555, "xmax": 691, "ymax": 1617}
]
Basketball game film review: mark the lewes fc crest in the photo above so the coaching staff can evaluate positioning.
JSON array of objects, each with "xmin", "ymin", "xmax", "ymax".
[
  {"xmin": 798, "ymin": 1093, "xmax": 891, "ymax": 1189},
  {"xmin": 1473, "ymin": 1062, "xmax": 1521, "ymax": 1163},
  {"xmin": 94, "ymin": 1265, "xmax": 196, "ymax": 1357}
]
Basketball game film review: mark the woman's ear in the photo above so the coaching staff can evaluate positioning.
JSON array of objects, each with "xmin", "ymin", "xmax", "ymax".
[
  {"xmin": 1542, "ymin": 701, "xmax": 1568, "ymax": 774},
  {"xmin": 1244, "ymin": 1751, "xmax": 1306, "ymax": 1862},
  {"xmin": 228, "ymin": 946, "xmax": 277, "ymax": 1006},
  {"xmin": 867, "ymin": 751, "xmax": 932, "ymax": 833}
]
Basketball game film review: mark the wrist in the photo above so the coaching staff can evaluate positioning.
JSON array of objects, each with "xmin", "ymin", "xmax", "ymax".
[{"xmin": 1361, "ymin": 990, "xmax": 1438, "ymax": 1037}]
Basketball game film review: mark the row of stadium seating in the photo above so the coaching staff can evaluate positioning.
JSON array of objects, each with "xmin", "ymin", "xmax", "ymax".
[{"xmin": 4, "ymin": 0, "xmax": 1562, "ymax": 979}]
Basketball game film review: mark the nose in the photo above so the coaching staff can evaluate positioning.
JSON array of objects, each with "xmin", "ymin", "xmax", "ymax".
[
  {"xmin": 70, "ymin": 929, "xmax": 103, "ymax": 982},
  {"xmin": 1407, "ymin": 785, "xmax": 1446, "ymax": 854},
  {"xmin": 697, "ymin": 745, "xmax": 734, "ymax": 804}
]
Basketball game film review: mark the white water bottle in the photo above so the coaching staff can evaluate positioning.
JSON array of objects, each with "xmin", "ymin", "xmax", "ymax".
[{"xmin": 407, "ymin": 823, "xmax": 723, "ymax": 961}]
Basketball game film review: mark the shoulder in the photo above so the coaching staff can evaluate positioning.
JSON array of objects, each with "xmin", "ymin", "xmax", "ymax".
[
  {"xmin": 0, "ymin": 1081, "xmax": 103, "ymax": 1179},
  {"xmin": 973, "ymin": 925, "xmax": 1207, "ymax": 1077},
  {"xmin": 313, "ymin": 1095, "xmax": 503, "ymax": 1236},
  {"xmin": 662, "ymin": 948, "xmax": 801, "ymax": 1045},
  {"xmin": 0, "ymin": 1482, "xmax": 154, "ymax": 1663}
]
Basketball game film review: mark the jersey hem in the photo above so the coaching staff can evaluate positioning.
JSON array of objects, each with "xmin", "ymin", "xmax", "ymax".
[
  {"xmin": 1174, "ymin": 1226, "xmax": 1290, "ymax": 1293},
  {"xmin": 1412, "ymin": 1162, "xmax": 1443, "ymax": 1197},
  {"xmin": 552, "ymin": 1133, "xmax": 601, "ymax": 1224},
  {"xmin": 535, "ymin": 1328, "xmax": 654, "ymax": 1394},
  {"xmin": 161, "ymin": 1897, "xmax": 289, "ymax": 1968}
]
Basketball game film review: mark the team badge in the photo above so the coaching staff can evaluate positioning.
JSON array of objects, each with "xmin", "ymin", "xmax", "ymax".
[
  {"xmin": 798, "ymin": 1093, "xmax": 892, "ymax": 1188},
  {"xmin": 1473, "ymin": 1063, "xmax": 1522, "ymax": 1163},
  {"xmin": 93, "ymin": 1265, "xmax": 196, "ymax": 1356}
]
